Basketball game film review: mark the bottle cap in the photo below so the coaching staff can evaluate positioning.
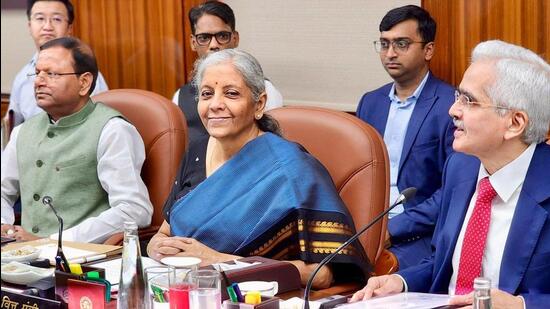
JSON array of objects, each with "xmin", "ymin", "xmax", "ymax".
[
  {"xmin": 473, "ymin": 277, "xmax": 491, "ymax": 289},
  {"xmin": 244, "ymin": 291, "xmax": 262, "ymax": 305}
]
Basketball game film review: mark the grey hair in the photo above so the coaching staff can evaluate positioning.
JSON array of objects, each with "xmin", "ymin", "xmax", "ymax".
[
  {"xmin": 192, "ymin": 49, "xmax": 281, "ymax": 136},
  {"xmin": 193, "ymin": 49, "xmax": 266, "ymax": 102},
  {"xmin": 471, "ymin": 40, "xmax": 550, "ymax": 144}
]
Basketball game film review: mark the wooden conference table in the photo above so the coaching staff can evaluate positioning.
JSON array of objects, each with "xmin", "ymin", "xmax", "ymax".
[{"xmin": 1, "ymin": 239, "xmax": 352, "ymax": 308}]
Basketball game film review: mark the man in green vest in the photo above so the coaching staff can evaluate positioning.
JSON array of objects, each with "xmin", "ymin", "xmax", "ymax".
[{"xmin": 1, "ymin": 37, "xmax": 153, "ymax": 243}]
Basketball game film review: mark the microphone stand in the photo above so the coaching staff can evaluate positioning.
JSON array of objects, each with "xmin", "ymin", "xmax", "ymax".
[
  {"xmin": 302, "ymin": 187, "xmax": 417, "ymax": 309},
  {"xmin": 42, "ymin": 196, "xmax": 70, "ymax": 272}
]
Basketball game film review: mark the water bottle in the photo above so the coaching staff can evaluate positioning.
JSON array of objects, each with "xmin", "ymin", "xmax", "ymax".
[
  {"xmin": 117, "ymin": 221, "xmax": 146, "ymax": 309},
  {"xmin": 473, "ymin": 277, "xmax": 491, "ymax": 309}
]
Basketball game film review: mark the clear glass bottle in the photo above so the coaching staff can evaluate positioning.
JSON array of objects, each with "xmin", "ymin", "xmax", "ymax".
[
  {"xmin": 473, "ymin": 277, "xmax": 492, "ymax": 309},
  {"xmin": 117, "ymin": 221, "xmax": 146, "ymax": 309}
]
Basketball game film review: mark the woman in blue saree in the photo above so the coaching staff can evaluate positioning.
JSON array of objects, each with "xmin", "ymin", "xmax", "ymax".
[{"xmin": 147, "ymin": 49, "xmax": 368, "ymax": 288}]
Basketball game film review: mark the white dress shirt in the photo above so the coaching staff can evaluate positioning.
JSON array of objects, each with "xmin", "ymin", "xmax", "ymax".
[
  {"xmin": 8, "ymin": 53, "xmax": 109, "ymax": 126},
  {"xmin": 448, "ymin": 143, "xmax": 536, "ymax": 294},
  {"xmin": 1, "ymin": 117, "xmax": 153, "ymax": 243},
  {"xmin": 171, "ymin": 79, "xmax": 284, "ymax": 111}
]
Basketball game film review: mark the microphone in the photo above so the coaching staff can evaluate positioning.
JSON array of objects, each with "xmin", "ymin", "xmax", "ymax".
[
  {"xmin": 302, "ymin": 187, "xmax": 417, "ymax": 309},
  {"xmin": 42, "ymin": 196, "xmax": 70, "ymax": 272}
]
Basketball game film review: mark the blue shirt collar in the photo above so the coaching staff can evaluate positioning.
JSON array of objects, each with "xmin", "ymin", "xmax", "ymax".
[{"xmin": 388, "ymin": 71, "xmax": 430, "ymax": 104}]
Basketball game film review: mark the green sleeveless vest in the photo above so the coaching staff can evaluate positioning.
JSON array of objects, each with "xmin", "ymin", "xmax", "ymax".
[{"xmin": 17, "ymin": 101, "xmax": 123, "ymax": 237}]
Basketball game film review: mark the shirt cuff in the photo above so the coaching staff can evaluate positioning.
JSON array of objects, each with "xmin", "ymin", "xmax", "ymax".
[
  {"xmin": 394, "ymin": 274, "xmax": 408, "ymax": 292},
  {"xmin": 49, "ymin": 231, "xmax": 74, "ymax": 242},
  {"xmin": 518, "ymin": 295, "xmax": 526, "ymax": 309}
]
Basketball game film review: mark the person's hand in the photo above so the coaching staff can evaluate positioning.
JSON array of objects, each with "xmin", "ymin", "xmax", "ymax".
[
  {"xmin": 10, "ymin": 226, "xmax": 40, "ymax": 241},
  {"xmin": 147, "ymin": 235, "xmax": 189, "ymax": 261},
  {"xmin": 148, "ymin": 236, "xmax": 237, "ymax": 265},
  {"xmin": 1, "ymin": 224, "xmax": 16, "ymax": 237},
  {"xmin": 350, "ymin": 274, "xmax": 404, "ymax": 302},
  {"xmin": 449, "ymin": 289, "xmax": 524, "ymax": 309},
  {"xmin": 171, "ymin": 237, "xmax": 237, "ymax": 266}
]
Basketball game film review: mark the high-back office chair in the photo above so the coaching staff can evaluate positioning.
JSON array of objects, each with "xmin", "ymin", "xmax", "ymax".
[
  {"xmin": 268, "ymin": 106, "xmax": 395, "ymax": 284},
  {"xmin": 92, "ymin": 89, "xmax": 187, "ymax": 244}
]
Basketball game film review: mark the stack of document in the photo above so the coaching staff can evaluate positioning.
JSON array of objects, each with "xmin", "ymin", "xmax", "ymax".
[{"xmin": 337, "ymin": 292, "xmax": 450, "ymax": 308}]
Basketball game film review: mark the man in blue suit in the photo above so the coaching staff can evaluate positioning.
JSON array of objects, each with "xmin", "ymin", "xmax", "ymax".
[
  {"xmin": 356, "ymin": 5, "xmax": 455, "ymax": 268},
  {"xmin": 352, "ymin": 40, "xmax": 550, "ymax": 308}
]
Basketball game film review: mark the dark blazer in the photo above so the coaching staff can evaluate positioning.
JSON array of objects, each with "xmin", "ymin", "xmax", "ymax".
[
  {"xmin": 399, "ymin": 144, "xmax": 550, "ymax": 308},
  {"xmin": 356, "ymin": 73, "xmax": 455, "ymax": 267}
]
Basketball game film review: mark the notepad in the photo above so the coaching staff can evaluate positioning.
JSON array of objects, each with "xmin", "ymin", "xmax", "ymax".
[{"xmin": 2, "ymin": 239, "xmax": 122, "ymax": 265}]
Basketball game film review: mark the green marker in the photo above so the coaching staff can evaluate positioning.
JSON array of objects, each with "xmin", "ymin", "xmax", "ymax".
[{"xmin": 227, "ymin": 285, "xmax": 239, "ymax": 303}]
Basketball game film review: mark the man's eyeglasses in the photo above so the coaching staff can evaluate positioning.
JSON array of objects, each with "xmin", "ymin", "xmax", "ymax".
[
  {"xmin": 454, "ymin": 90, "xmax": 513, "ymax": 110},
  {"xmin": 27, "ymin": 71, "xmax": 83, "ymax": 81},
  {"xmin": 30, "ymin": 14, "xmax": 68, "ymax": 26},
  {"xmin": 193, "ymin": 31, "xmax": 233, "ymax": 46},
  {"xmin": 373, "ymin": 39, "xmax": 427, "ymax": 53}
]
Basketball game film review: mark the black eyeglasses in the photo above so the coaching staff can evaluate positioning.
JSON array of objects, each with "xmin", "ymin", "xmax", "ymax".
[
  {"xmin": 193, "ymin": 31, "xmax": 233, "ymax": 46},
  {"xmin": 373, "ymin": 39, "xmax": 427, "ymax": 53},
  {"xmin": 27, "ymin": 71, "xmax": 83, "ymax": 81}
]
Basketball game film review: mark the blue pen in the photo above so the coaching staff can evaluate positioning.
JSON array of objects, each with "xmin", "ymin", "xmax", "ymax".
[
  {"xmin": 231, "ymin": 283, "xmax": 244, "ymax": 302},
  {"xmin": 55, "ymin": 256, "xmax": 66, "ymax": 272}
]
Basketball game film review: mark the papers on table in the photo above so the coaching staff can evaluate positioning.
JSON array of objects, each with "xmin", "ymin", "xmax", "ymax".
[
  {"xmin": 2, "ymin": 239, "xmax": 121, "ymax": 265},
  {"xmin": 337, "ymin": 292, "xmax": 451, "ymax": 309},
  {"xmin": 36, "ymin": 243, "xmax": 97, "ymax": 263},
  {"xmin": 88, "ymin": 256, "xmax": 161, "ymax": 292},
  {"xmin": 280, "ymin": 297, "xmax": 324, "ymax": 309}
]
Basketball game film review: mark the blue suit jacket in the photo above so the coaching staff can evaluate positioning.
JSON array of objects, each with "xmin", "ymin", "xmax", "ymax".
[
  {"xmin": 399, "ymin": 144, "xmax": 550, "ymax": 308},
  {"xmin": 356, "ymin": 73, "xmax": 455, "ymax": 266}
]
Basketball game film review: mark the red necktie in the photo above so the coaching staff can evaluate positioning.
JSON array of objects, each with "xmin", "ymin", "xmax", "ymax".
[{"xmin": 455, "ymin": 177, "xmax": 497, "ymax": 295}]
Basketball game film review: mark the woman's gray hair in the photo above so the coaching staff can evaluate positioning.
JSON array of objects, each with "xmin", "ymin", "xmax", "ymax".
[
  {"xmin": 471, "ymin": 40, "xmax": 550, "ymax": 144},
  {"xmin": 192, "ymin": 49, "xmax": 281, "ymax": 135},
  {"xmin": 193, "ymin": 49, "xmax": 266, "ymax": 102}
]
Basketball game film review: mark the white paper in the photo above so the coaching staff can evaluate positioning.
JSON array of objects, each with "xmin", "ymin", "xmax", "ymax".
[
  {"xmin": 36, "ymin": 243, "xmax": 96, "ymax": 262},
  {"xmin": 280, "ymin": 297, "xmax": 324, "ymax": 309},
  {"xmin": 337, "ymin": 292, "xmax": 450, "ymax": 309},
  {"xmin": 88, "ymin": 256, "xmax": 161, "ymax": 291}
]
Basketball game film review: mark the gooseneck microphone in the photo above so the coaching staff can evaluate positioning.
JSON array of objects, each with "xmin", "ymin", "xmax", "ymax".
[
  {"xmin": 302, "ymin": 187, "xmax": 417, "ymax": 309},
  {"xmin": 42, "ymin": 196, "xmax": 70, "ymax": 272}
]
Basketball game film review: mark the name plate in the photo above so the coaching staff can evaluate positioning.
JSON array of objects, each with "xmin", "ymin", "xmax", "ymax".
[{"xmin": 0, "ymin": 289, "xmax": 61, "ymax": 309}]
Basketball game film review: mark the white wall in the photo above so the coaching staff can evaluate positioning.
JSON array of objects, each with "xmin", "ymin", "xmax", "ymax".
[
  {"xmin": 227, "ymin": 0, "xmax": 418, "ymax": 111},
  {"xmin": 1, "ymin": 9, "xmax": 35, "ymax": 93}
]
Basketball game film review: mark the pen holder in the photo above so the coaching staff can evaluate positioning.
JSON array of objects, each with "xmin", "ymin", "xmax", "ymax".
[
  {"xmin": 223, "ymin": 296, "xmax": 280, "ymax": 309},
  {"xmin": 55, "ymin": 266, "xmax": 106, "ymax": 306}
]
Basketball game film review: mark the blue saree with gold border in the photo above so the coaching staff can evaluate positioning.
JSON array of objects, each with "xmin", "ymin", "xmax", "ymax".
[{"xmin": 170, "ymin": 133, "xmax": 368, "ymax": 280}]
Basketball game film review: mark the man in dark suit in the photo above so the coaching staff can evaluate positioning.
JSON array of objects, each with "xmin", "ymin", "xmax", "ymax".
[
  {"xmin": 356, "ymin": 5, "xmax": 455, "ymax": 268},
  {"xmin": 352, "ymin": 40, "xmax": 550, "ymax": 308}
]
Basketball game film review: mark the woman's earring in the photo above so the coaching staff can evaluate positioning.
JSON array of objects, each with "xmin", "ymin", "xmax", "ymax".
[{"xmin": 255, "ymin": 114, "xmax": 262, "ymax": 120}]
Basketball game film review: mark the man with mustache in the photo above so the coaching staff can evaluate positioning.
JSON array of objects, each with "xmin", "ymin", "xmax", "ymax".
[
  {"xmin": 352, "ymin": 39, "xmax": 550, "ymax": 309},
  {"xmin": 356, "ymin": 5, "xmax": 455, "ymax": 269},
  {"xmin": 6, "ymin": 0, "xmax": 108, "ymax": 128},
  {"xmin": 1, "ymin": 37, "xmax": 152, "ymax": 243}
]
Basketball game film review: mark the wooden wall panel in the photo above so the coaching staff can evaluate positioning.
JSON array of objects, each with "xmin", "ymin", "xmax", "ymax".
[
  {"xmin": 71, "ymin": 0, "xmax": 188, "ymax": 99},
  {"xmin": 182, "ymin": 0, "xmax": 204, "ymax": 82},
  {"xmin": 423, "ymin": 0, "xmax": 549, "ymax": 86}
]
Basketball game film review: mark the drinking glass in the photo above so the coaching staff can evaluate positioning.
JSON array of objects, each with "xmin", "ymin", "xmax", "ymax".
[
  {"xmin": 169, "ymin": 269, "xmax": 196, "ymax": 309},
  {"xmin": 187, "ymin": 269, "xmax": 221, "ymax": 309},
  {"xmin": 144, "ymin": 266, "xmax": 175, "ymax": 309}
]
